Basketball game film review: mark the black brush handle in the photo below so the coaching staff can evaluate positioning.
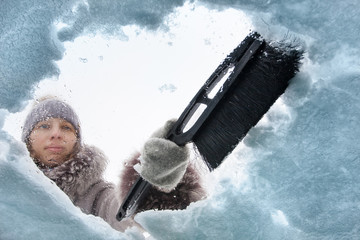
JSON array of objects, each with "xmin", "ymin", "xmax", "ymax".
[{"xmin": 116, "ymin": 32, "xmax": 263, "ymax": 221}]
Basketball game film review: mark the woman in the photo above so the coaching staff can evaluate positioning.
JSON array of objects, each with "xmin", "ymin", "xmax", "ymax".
[{"xmin": 22, "ymin": 97, "xmax": 206, "ymax": 232}]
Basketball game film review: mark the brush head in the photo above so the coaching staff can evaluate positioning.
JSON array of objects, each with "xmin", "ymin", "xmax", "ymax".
[{"xmin": 193, "ymin": 35, "xmax": 304, "ymax": 170}]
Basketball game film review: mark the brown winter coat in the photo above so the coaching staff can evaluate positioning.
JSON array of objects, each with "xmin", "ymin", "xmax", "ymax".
[{"xmin": 41, "ymin": 144, "xmax": 206, "ymax": 232}]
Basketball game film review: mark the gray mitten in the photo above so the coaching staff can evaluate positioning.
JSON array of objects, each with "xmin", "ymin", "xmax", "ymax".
[{"xmin": 136, "ymin": 119, "xmax": 189, "ymax": 192}]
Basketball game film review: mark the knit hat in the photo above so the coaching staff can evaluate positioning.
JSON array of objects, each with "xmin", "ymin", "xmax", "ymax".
[{"xmin": 22, "ymin": 98, "xmax": 81, "ymax": 143}]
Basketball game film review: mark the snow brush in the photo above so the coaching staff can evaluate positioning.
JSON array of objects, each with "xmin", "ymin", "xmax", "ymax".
[{"xmin": 116, "ymin": 32, "xmax": 303, "ymax": 221}]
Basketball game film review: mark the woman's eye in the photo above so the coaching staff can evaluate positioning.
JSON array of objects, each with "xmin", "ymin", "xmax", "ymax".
[
  {"xmin": 39, "ymin": 124, "xmax": 50, "ymax": 129},
  {"xmin": 62, "ymin": 125, "xmax": 72, "ymax": 131}
]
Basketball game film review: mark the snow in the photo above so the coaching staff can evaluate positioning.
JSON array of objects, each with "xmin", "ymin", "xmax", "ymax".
[{"xmin": 1, "ymin": 0, "xmax": 360, "ymax": 239}]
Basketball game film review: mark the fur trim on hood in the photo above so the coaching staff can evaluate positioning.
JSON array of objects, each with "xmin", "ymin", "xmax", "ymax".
[{"xmin": 41, "ymin": 145, "xmax": 107, "ymax": 201}]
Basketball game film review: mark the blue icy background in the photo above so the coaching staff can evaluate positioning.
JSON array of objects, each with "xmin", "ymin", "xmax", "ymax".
[{"xmin": 1, "ymin": 0, "xmax": 359, "ymax": 239}]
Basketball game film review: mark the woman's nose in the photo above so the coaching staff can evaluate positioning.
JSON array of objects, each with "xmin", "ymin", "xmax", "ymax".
[{"xmin": 50, "ymin": 127, "xmax": 62, "ymax": 139}]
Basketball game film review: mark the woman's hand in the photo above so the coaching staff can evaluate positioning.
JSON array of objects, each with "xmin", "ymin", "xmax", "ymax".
[{"xmin": 135, "ymin": 119, "xmax": 189, "ymax": 192}]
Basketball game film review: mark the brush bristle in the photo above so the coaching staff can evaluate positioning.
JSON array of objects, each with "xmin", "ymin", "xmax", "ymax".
[{"xmin": 193, "ymin": 39, "xmax": 304, "ymax": 170}]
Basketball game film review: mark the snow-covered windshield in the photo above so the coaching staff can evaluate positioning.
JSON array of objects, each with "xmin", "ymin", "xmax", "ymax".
[{"xmin": 1, "ymin": 0, "xmax": 359, "ymax": 239}]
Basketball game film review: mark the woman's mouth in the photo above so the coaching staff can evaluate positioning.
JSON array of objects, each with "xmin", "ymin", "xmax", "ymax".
[{"xmin": 46, "ymin": 146, "xmax": 64, "ymax": 153}]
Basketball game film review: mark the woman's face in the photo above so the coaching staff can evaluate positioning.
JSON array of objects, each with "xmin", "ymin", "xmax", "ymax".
[{"xmin": 29, "ymin": 118, "xmax": 77, "ymax": 167}]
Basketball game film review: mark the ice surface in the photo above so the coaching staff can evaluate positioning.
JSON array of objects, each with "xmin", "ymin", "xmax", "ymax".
[{"xmin": 1, "ymin": 0, "xmax": 360, "ymax": 239}]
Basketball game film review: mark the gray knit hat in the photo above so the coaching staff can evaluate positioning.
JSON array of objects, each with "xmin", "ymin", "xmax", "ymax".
[{"xmin": 22, "ymin": 98, "xmax": 81, "ymax": 143}]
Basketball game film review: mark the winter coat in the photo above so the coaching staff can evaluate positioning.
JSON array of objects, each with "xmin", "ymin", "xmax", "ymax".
[{"xmin": 41, "ymin": 144, "xmax": 206, "ymax": 232}]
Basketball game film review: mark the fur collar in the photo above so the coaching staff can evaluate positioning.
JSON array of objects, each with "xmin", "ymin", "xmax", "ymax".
[{"xmin": 41, "ymin": 145, "xmax": 107, "ymax": 200}]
